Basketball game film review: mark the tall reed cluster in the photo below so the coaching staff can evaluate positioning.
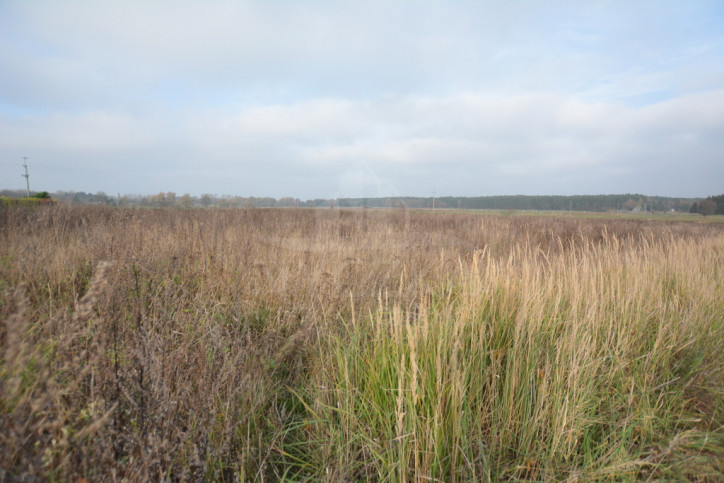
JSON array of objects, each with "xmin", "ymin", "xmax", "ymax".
[
  {"xmin": 1, "ymin": 204, "xmax": 722, "ymax": 480},
  {"xmin": 304, "ymin": 233, "xmax": 724, "ymax": 481}
]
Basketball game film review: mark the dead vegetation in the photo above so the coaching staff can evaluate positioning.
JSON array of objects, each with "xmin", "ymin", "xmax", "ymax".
[{"xmin": 1, "ymin": 204, "xmax": 722, "ymax": 480}]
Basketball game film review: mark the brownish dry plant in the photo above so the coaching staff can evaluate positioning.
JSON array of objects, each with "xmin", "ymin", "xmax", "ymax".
[{"xmin": 0, "ymin": 204, "xmax": 722, "ymax": 480}]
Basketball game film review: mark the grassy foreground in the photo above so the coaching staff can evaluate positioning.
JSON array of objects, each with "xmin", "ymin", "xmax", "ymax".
[{"xmin": 1, "ymin": 205, "xmax": 722, "ymax": 481}]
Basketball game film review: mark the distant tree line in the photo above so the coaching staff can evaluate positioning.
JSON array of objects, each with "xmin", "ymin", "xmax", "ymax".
[
  {"xmin": 0, "ymin": 190, "xmax": 304, "ymax": 208},
  {"xmin": 0, "ymin": 189, "xmax": 711, "ymax": 213},
  {"xmin": 689, "ymin": 194, "xmax": 724, "ymax": 216},
  {"xmin": 308, "ymin": 194, "xmax": 697, "ymax": 213}
]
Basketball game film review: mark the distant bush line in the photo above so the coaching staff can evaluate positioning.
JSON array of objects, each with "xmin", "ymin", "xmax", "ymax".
[
  {"xmin": 0, "ymin": 195, "xmax": 56, "ymax": 206},
  {"xmin": 1, "ymin": 189, "xmax": 714, "ymax": 213}
]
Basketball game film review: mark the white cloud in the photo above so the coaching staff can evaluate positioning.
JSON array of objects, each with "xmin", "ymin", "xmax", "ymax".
[
  {"xmin": 1, "ymin": 1, "xmax": 722, "ymax": 197},
  {"xmin": 1, "ymin": 111, "xmax": 158, "ymax": 152},
  {"xmin": 3, "ymin": 87, "xmax": 723, "ymax": 197}
]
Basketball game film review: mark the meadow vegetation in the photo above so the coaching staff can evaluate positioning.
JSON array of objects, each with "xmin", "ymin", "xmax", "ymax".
[{"xmin": 1, "ymin": 204, "xmax": 722, "ymax": 481}]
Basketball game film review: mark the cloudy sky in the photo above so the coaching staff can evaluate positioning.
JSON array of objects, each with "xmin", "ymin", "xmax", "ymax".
[{"xmin": 1, "ymin": 1, "xmax": 722, "ymax": 199}]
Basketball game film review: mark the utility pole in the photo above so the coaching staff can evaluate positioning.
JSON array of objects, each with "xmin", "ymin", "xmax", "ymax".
[
  {"xmin": 22, "ymin": 157, "xmax": 30, "ymax": 197},
  {"xmin": 432, "ymin": 189, "xmax": 436, "ymax": 213}
]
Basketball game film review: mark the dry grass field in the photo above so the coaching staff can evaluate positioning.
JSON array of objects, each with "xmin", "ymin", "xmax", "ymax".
[{"xmin": 1, "ymin": 204, "xmax": 723, "ymax": 481}]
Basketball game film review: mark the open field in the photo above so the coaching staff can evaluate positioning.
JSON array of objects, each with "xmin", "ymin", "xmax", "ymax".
[
  {"xmin": 1, "ymin": 205, "xmax": 723, "ymax": 481},
  {"xmin": 424, "ymin": 208, "xmax": 724, "ymax": 224}
]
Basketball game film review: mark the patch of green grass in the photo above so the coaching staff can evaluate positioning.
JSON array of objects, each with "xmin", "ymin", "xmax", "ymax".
[{"xmin": 289, "ymin": 231, "xmax": 724, "ymax": 480}]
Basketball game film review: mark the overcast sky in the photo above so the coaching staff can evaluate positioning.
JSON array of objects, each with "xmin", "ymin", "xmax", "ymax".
[{"xmin": 1, "ymin": 1, "xmax": 722, "ymax": 199}]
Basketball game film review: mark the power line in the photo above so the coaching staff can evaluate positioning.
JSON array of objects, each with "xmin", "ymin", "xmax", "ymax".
[
  {"xmin": 23, "ymin": 163, "xmax": 135, "ymax": 177},
  {"xmin": 2, "ymin": 161, "xmax": 132, "ymax": 178}
]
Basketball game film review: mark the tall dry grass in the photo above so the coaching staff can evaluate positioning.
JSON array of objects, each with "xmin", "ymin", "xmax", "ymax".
[
  {"xmin": 303, "ymin": 232, "xmax": 724, "ymax": 481},
  {"xmin": 0, "ymin": 204, "xmax": 722, "ymax": 480}
]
